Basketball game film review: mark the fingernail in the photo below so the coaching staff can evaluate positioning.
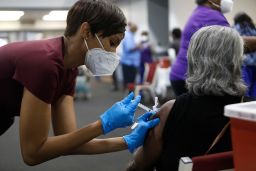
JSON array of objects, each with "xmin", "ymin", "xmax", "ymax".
[
  {"xmin": 151, "ymin": 111, "xmax": 156, "ymax": 115},
  {"xmin": 135, "ymin": 95, "xmax": 141, "ymax": 98}
]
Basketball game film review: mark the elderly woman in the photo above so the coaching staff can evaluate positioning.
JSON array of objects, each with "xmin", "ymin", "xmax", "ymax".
[
  {"xmin": 126, "ymin": 25, "xmax": 246, "ymax": 171},
  {"xmin": 170, "ymin": 0, "xmax": 256, "ymax": 96}
]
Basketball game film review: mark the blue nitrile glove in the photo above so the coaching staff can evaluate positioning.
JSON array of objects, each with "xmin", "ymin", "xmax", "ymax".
[
  {"xmin": 100, "ymin": 92, "xmax": 141, "ymax": 134},
  {"xmin": 123, "ymin": 112, "xmax": 160, "ymax": 153}
]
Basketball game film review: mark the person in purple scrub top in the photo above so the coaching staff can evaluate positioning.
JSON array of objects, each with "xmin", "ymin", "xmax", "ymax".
[{"xmin": 170, "ymin": 0, "xmax": 256, "ymax": 96}]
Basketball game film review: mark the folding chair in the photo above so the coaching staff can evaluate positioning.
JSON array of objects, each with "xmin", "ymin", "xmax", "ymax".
[
  {"xmin": 154, "ymin": 57, "xmax": 171, "ymax": 98},
  {"xmin": 134, "ymin": 61, "xmax": 159, "ymax": 99},
  {"xmin": 178, "ymin": 151, "xmax": 234, "ymax": 171}
]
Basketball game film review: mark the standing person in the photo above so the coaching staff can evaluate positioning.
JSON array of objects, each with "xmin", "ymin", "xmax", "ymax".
[
  {"xmin": 111, "ymin": 70, "xmax": 119, "ymax": 91},
  {"xmin": 170, "ymin": 0, "xmax": 256, "ymax": 97},
  {"xmin": 0, "ymin": 0, "xmax": 159, "ymax": 166},
  {"xmin": 139, "ymin": 31, "xmax": 153, "ymax": 83},
  {"xmin": 121, "ymin": 22, "xmax": 141, "ymax": 90},
  {"xmin": 169, "ymin": 28, "xmax": 182, "ymax": 55},
  {"xmin": 234, "ymin": 12, "xmax": 256, "ymax": 98},
  {"xmin": 126, "ymin": 25, "xmax": 246, "ymax": 171},
  {"xmin": 170, "ymin": 0, "xmax": 232, "ymax": 96}
]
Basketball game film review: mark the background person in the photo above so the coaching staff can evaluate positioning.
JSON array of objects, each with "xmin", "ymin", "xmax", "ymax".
[
  {"xmin": 169, "ymin": 28, "xmax": 182, "ymax": 55},
  {"xmin": 170, "ymin": 0, "xmax": 256, "ymax": 97},
  {"xmin": 126, "ymin": 26, "xmax": 246, "ymax": 171},
  {"xmin": 121, "ymin": 22, "xmax": 141, "ymax": 91},
  {"xmin": 0, "ymin": 0, "xmax": 159, "ymax": 166},
  {"xmin": 170, "ymin": 0, "xmax": 232, "ymax": 96},
  {"xmin": 234, "ymin": 12, "xmax": 256, "ymax": 98},
  {"xmin": 139, "ymin": 31, "xmax": 153, "ymax": 84}
]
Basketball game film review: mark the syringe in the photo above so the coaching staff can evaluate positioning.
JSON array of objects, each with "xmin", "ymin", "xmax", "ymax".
[
  {"xmin": 131, "ymin": 103, "xmax": 152, "ymax": 129},
  {"xmin": 131, "ymin": 97, "xmax": 160, "ymax": 130},
  {"xmin": 138, "ymin": 103, "xmax": 152, "ymax": 112}
]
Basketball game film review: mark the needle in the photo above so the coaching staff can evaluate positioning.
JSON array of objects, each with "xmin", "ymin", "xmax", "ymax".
[
  {"xmin": 131, "ymin": 103, "xmax": 153, "ymax": 130},
  {"xmin": 131, "ymin": 98, "xmax": 160, "ymax": 130},
  {"xmin": 138, "ymin": 103, "xmax": 152, "ymax": 112}
]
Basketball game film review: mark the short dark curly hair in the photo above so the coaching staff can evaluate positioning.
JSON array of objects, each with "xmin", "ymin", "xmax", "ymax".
[
  {"xmin": 64, "ymin": 0, "xmax": 127, "ymax": 38},
  {"xmin": 195, "ymin": 0, "xmax": 208, "ymax": 5},
  {"xmin": 234, "ymin": 12, "xmax": 255, "ymax": 29}
]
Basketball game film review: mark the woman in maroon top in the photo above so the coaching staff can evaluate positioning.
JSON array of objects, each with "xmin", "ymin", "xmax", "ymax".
[{"xmin": 0, "ymin": 0, "xmax": 160, "ymax": 166}]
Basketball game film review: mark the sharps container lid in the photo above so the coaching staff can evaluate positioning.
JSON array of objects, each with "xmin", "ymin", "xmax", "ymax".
[{"xmin": 224, "ymin": 101, "xmax": 256, "ymax": 122}]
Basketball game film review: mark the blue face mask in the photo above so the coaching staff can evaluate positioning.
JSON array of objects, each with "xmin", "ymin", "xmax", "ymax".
[{"xmin": 84, "ymin": 34, "xmax": 120, "ymax": 76}]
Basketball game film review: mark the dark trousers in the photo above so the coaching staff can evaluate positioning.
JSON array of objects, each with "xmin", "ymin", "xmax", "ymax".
[
  {"xmin": 122, "ymin": 64, "xmax": 137, "ymax": 89},
  {"xmin": 0, "ymin": 117, "xmax": 14, "ymax": 136},
  {"xmin": 139, "ymin": 62, "xmax": 145, "ymax": 84},
  {"xmin": 112, "ymin": 70, "xmax": 118, "ymax": 90},
  {"xmin": 171, "ymin": 79, "xmax": 187, "ymax": 96}
]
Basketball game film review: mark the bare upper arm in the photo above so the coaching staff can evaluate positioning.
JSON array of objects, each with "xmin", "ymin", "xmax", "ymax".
[
  {"xmin": 243, "ymin": 36, "xmax": 256, "ymax": 53},
  {"xmin": 153, "ymin": 100, "xmax": 175, "ymax": 141},
  {"xmin": 20, "ymin": 88, "xmax": 52, "ymax": 159},
  {"xmin": 20, "ymin": 89, "xmax": 77, "ymax": 156},
  {"xmin": 51, "ymin": 95, "xmax": 77, "ymax": 135},
  {"xmin": 127, "ymin": 100, "xmax": 175, "ymax": 171}
]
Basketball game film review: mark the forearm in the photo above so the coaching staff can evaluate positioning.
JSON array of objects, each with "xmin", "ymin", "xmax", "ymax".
[
  {"xmin": 129, "ymin": 45, "xmax": 140, "ymax": 52},
  {"xmin": 243, "ymin": 36, "xmax": 256, "ymax": 53},
  {"xmin": 22, "ymin": 120, "xmax": 103, "ymax": 165},
  {"xmin": 71, "ymin": 137, "xmax": 127, "ymax": 154}
]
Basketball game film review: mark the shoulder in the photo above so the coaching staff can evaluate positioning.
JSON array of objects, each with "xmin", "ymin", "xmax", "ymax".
[
  {"xmin": 15, "ymin": 37, "xmax": 63, "ymax": 73},
  {"xmin": 152, "ymin": 100, "xmax": 176, "ymax": 140},
  {"xmin": 155, "ymin": 100, "xmax": 175, "ymax": 119},
  {"xmin": 155, "ymin": 94, "xmax": 191, "ymax": 123},
  {"xmin": 191, "ymin": 6, "xmax": 229, "ymax": 26},
  {"xmin": 11, "ymin": 38, "xmax": 64, "ymax": 103}
]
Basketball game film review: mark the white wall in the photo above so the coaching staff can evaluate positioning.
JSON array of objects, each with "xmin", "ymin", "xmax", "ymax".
[
  {"xmin": 118, "ymin": 0, "xmax": 149, "ymax": 33},
  {"xmin": 225, "ymin": 0, "xmax": 256, "ymax": 26},
  {"xmin": 169, "ymin": 0, "xmax": 256, "ymax": 30},
  {"xmin": 0, "ymin": 0, "xmax": 76, "ymax": 9},
  {"xmin": 168, "ymin": 0, "xmax": 196, "ymax": 30},
  {"xmin": 0, "ymin": 21, "xmax": 66, "ymax": 32}
]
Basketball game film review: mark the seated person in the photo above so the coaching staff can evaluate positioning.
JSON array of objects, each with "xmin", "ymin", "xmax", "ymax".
[{"xmin": 126, "ymin": 25, "xmax": 246, "ymax": 171}]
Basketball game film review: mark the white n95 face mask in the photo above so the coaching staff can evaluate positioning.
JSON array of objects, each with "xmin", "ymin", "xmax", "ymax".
[
  {"xmin": 84, "ymin": 34, "xmax": 120, "ymax": 76},
  {"xmin": 209, "ymin": 0, "xmax": 233, "ymax": 13},
  {"xmin": 220, "ymin": 0, "xmax": 233, "ymax": 13}
]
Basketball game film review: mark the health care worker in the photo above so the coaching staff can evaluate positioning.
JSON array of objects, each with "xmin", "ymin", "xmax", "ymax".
[
  {"xmin": 0, "ymin": 0, "xmax": 160, "ymax": 166},
  {"xmin": 170, "ymin": 0, "xmax": 256, "ymax": 96}
]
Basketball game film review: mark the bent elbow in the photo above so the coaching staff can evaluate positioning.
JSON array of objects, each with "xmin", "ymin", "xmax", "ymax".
[
  {"xmin": 21, "ymin": 149, "xmax": 44, "ymax": 166},
  {"xmin": 20, "ymin": 140, "xmax": 48, "ymax": 166},
  {"xmin": 22, "ymin": 153, "xmax": 41, "ymax": 166}
]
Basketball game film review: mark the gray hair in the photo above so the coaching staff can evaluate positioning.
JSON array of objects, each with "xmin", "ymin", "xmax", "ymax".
[{"xmin": 186, "ymin": 25, "xmax": 246, "ymax": 96}]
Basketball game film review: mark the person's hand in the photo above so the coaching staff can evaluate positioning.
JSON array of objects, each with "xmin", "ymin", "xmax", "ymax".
[
  {"xmin": 100, "ymin": 92, "xmax": 141, "ymax": 134},
  {"xmin": 123, "ymin": 112, "xmax": 160, "ymax": 153}
]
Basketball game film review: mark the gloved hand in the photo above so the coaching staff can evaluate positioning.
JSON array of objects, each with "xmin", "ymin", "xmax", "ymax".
[
  {"xmin": 100, "ymin": 92, "xmax": 141, "ymax": 134},
  {"xmin": 123, "ymin": 112, "xmax": 160, "ymax": 153}
]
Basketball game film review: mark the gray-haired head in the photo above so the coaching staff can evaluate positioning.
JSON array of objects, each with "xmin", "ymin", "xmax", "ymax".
[{"xmin": 186, "ymin": 25, "xmax": 246, "ymax": 96}]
